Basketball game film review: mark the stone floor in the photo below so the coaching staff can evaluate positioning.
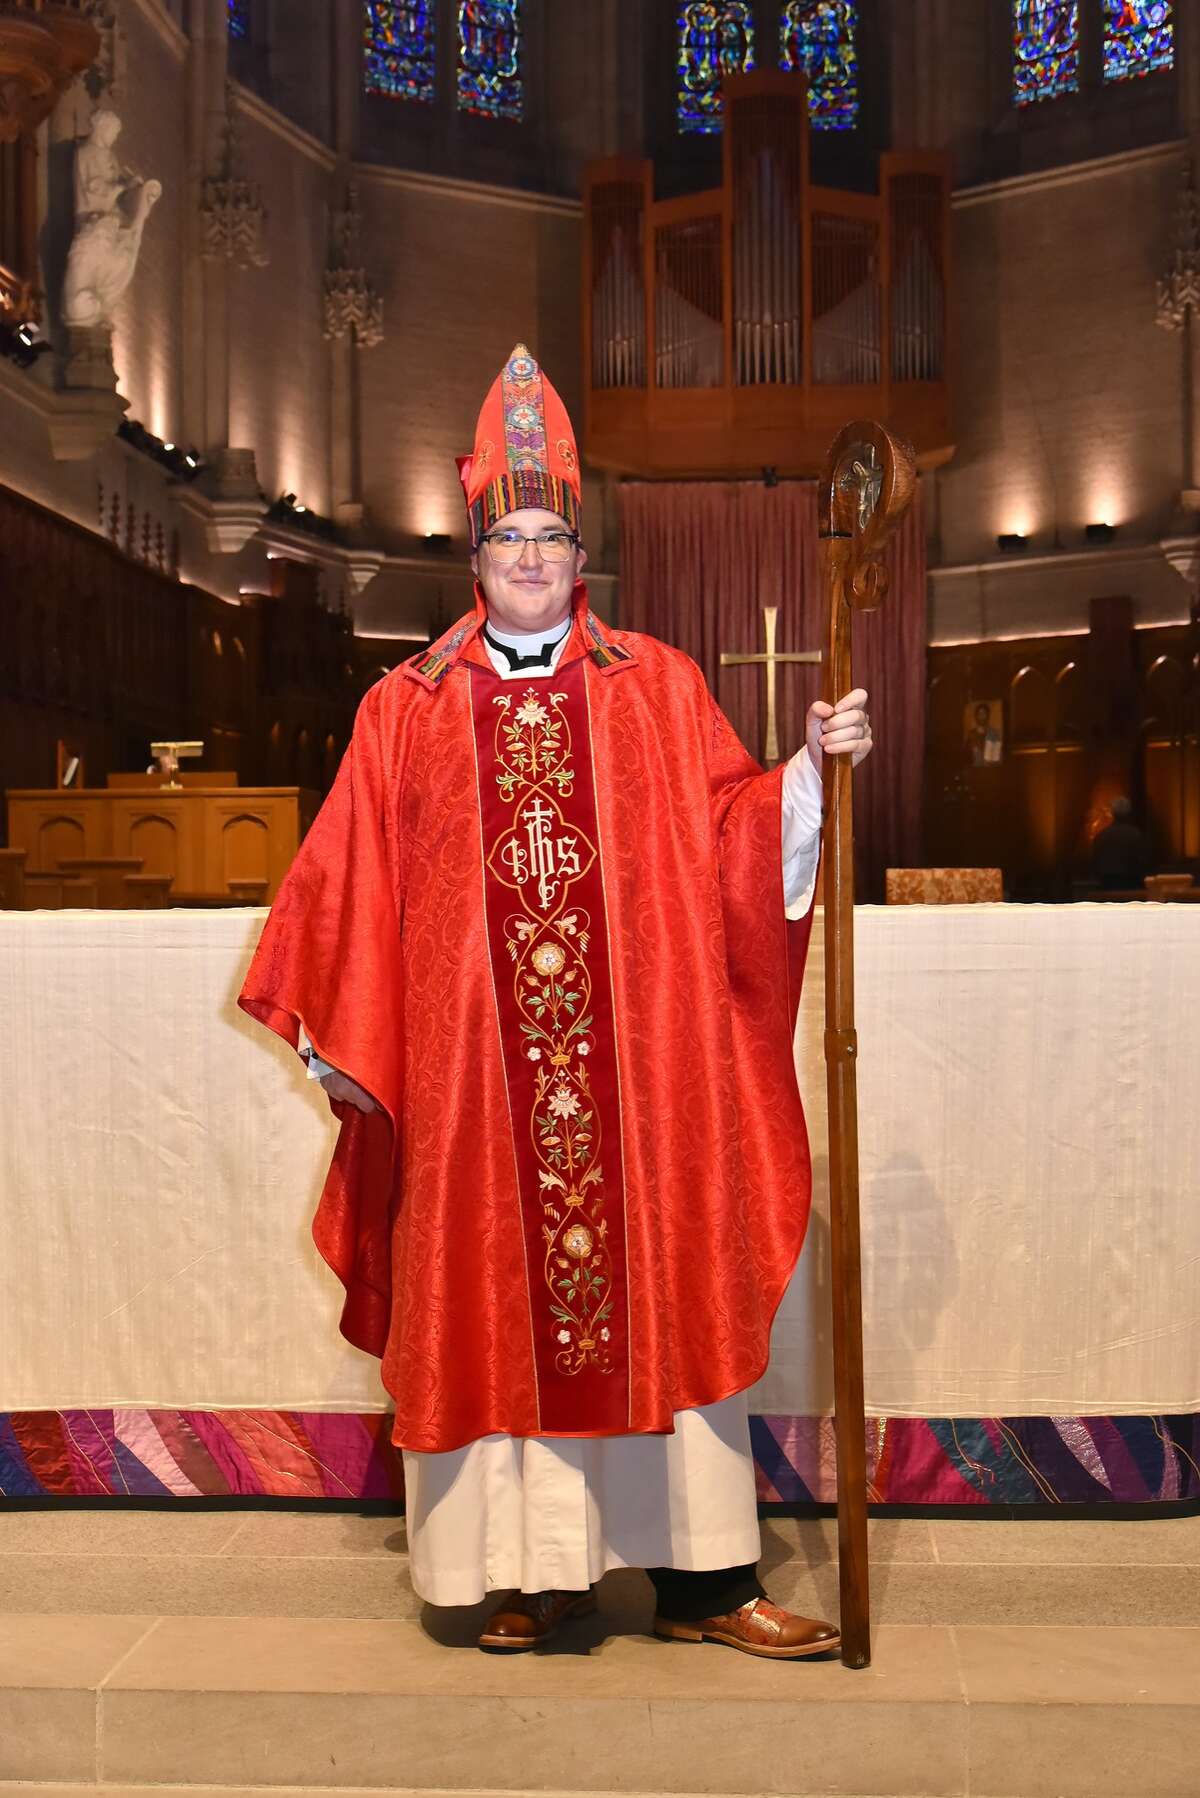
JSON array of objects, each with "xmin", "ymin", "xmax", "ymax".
[{"xmin": 0, "ymin": 1510, "xmax": 1198, "ymax": 1797}]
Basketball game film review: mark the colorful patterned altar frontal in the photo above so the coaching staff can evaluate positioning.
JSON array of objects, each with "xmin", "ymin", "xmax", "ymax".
[
  {"xmin": 752, "ymin": 1415, "xmax": 1200, "ymax": 1507},
  {"xmin": 2, "ymin": 1410, "xmax": 1195, "ymax": 1504},
  {"xmin": 457, "ymin": 344, "xmax": 581, "ymax": 545},
  {"xmin": 470, "ymin": 660, "xmax": 630, "ymax": 1433},
  {"xmin": 0, "ymin": 1410, "xmax": 405, "ymax": 1499}
]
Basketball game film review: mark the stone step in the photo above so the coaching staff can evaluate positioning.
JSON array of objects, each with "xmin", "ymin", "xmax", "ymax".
[
  {"xmin": 0, "ymin": 1790, "xmax": 856, "ymax": 1798},
  {"xmin": 2, "ymin": 1608, "xmax": 1199, "ymax": 1797},
  {"xmin": 1, "ymin": 1512, "xmax": 1198, "ymax": 1628}
]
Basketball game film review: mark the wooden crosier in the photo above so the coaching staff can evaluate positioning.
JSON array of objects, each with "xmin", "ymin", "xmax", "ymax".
[{"xmin": 819, "ymin": 421, "xmax": 916, "ymax": 1670}]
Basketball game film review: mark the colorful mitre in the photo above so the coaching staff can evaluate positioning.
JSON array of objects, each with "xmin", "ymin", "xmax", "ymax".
[{"xmin": 457, "ymin": 343, "xmax": 581, "ymax": 545}]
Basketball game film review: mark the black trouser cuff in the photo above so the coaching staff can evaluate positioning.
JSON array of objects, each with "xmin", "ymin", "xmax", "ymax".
[{"xmin": 647, "ymin": 1562, "xmax": 765, "ymax": 1623}]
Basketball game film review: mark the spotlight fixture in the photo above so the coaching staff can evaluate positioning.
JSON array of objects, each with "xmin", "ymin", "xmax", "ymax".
[
  {"xmin": 266, "ymin": 491, "xmax": 338, "ymax": 541},
  {"xmin": 423, "ymin": 531, "xmax": 452, "ymax": 554},
  {"xmin": 1085, "ymin": 521, "xmax": 1116, "ymax": 545},
  {"xmin": 762, "ymin": 465, "xmax": 779, "ymax": 489},
  {"xmin": 0, "ymin": 318, "xmax": 49, "ymax": 370},
  {"xmin": 996, "ymin": 533, "xmax": 1029, "ymax": 554},
  {"xmin": 116, "ymin": 418, "xmax": 205, "ymax": 480}
]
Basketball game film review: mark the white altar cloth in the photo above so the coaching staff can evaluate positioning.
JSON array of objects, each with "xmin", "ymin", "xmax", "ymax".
[{"xmin": 2, "ymin": 905, "xmax": 1197, "ymax": 1419}]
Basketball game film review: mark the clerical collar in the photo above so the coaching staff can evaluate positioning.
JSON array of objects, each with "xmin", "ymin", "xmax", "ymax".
[{"xmin": 482, "ymin": 617, "xmax": 572, "ymax": 671}]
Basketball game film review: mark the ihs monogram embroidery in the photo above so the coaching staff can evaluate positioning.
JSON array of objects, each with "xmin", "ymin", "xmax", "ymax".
[
  {"xmin": 489, "ymin": 687, "xmax": 614, "ymax": 1377},
  {"xmin": 495, "ymin": 796, "xmax": 587, "ymax": 912}
]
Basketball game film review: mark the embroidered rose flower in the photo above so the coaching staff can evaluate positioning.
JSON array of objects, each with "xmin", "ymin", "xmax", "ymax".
[
  {"xmin": 515, "ymin": 698, "xmax": 549, "ymax": 728},
  {"xmin": 562, "ymin": 1224, "xmax": 593, "ymax": 1260},
  {"xmin": 526, "ymin": 1047, "xmax": 542, "ymax": 1061},
  {"xmin": 532, "ymin": 942, "xmax": 566, "ymax": 977},
  {"xmin": 557, "ymin": 1328, "xmax": 572, "ymax": 1345},
  {"xmin": 600, "ymin": 1327, "xmax": 610, "ymax": 1342},
  {"xmin": 576, "ymin": 1042, "xmax": 590, "ymax": 1056},
  {"xmin": 547, "ymin": 1085, "xmax": 580, "ymax": 1119}
]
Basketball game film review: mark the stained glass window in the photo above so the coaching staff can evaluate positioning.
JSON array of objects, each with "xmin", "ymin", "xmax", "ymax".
[
  {"xmin": 363, "ymin": 2, "xmax": 436, "ymax": 102},
  {"xmin": 1012, "ymin": 2, "xmax": 1080, "ymax": 105},
  {"xmin": 1103, "ymin": 0, "xmax": 1173, "ymax": 81},
  {"xmin": 778, "ymin": 2, "xmax": 858, "ymax": 130},
  {"xmin": 457, "ymin": 0, "xmax": 523, "ymax": 121},
  {"xmin": 227, "ymin": 0, "xmax": 249, "ymax": 40},
  {"xmin": 676, "ymin": 3, "xmax": 756, "ymax": 136}
]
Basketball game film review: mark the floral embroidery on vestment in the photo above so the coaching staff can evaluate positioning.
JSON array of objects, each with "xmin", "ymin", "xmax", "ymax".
[{"xmin": 488, "ymin": 685, "xmax": 614, "ymax": 1377}]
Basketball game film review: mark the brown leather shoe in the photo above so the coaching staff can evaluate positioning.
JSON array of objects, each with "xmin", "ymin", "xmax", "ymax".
[
  {"xmin": 653, "ymin": 1595, "xmax": 840, "ymax": 1659},
  {"xmin": 478, "ymin": 1587, "xmax": 597, "ymax": 1651}
]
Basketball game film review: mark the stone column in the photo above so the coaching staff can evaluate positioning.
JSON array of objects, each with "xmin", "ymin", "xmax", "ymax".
[
  {"xmin": 888, "ymin": 0, "xmax": 961, "ymax": 151},
  {"xmin": 329, "ymin": 327, "xmax": 362, "ymax": 534},
  {"xmin": 1156, "ymin": 155, "xmax": 1200, "ymax": 524},
  {"xmin": 182, "ymin": 0, "xmax": 229, "ymax": 457},
  {"xmin": 329, "ymin": 6, "xmax": 362, "ymax": 534},
  {"xmin": 183, "ymin": 0, "xmax": 267, "ymax": 526},
  {"xmin": 1177, "ymin": 2, "xmax": 1200, "ymax": 513},
  {"xmin": 911, "ymin": 0, "xmax": 938, "ymax": 146},
  {"xmin": 1179, "ymin": 0, "xmax": 1200, "ymax": 146},
  {"xmin": 1081, "ymin": 596, "xmax": 1142, "ymax": 867},
  {"xmin": 888, "ymin": 0, "xmax": 918, "ymax": 148}
]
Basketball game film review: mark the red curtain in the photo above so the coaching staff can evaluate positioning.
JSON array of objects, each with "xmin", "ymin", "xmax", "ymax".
[{"xmin": 616, "ymin": 480, "xmax": 926, "ymax": 901}]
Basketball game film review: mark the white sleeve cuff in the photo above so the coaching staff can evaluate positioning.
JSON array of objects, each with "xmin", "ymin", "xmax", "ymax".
[
  {"xmin": 781, "ymin": 746, "xmax": 823, "ymax": 919},
  {"xmin": 299, "ymin": 1028, "xmax": 337, "ymax": 1083},
  {"xmin": 782, "ymin": 743, "xmax": 824, "ymax": 833}
]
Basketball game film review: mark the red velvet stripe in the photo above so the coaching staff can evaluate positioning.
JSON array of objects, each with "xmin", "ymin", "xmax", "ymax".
[{"xmin": 470, "ymin": 660, "xmax": 630, "ymax": 1434}]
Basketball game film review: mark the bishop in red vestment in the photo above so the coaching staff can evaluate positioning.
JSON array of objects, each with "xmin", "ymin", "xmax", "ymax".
[{"xmin": 239, "ymin": 345, "xmax": 874, "ymax": 1657}]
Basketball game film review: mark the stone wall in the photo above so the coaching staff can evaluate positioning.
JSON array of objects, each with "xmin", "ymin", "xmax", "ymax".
[
  {"xmin": 0, "ymin": 0, "xmax": 612, "ymax": 645},
  {"xmin": 225, "ymin": 95, "xmax": 336, "ymax": 523},
  {"xmin": 929, "ymin": 142, "xmax": 1191, "ymax": 643},
  {"xmin": 2, "ymin": 0, "xmax": 1195, "ymax": 657}
]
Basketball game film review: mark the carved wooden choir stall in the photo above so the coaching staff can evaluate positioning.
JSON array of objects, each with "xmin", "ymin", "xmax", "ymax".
[
  {"xmin": 5, "ymin": 774, "xmax": 317, "ymax": 908},
  {"xmin": 1, "ymin": 477, "xmax": 391, "ymax": 911}
]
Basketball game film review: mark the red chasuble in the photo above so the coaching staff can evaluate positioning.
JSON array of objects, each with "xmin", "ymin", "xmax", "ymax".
[{"xmin": 239, "ymin": 586, "xmax": 815, "ymax": 1453}]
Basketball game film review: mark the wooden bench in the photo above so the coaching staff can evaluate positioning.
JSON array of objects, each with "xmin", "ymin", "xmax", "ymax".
[
  {"xmin": 0, "ymin": 848, "xmax": 27, "ymax": 908},
  {"xmin": 122, "ymin": 873, "xmax": 174, "ymax": 909},
  {"xmin": 22, "ymin": 872, "xmax": 99, "ymax": 909},
  {"xmin": 55, "ymin": 857, "xmax": 145, "ymax": 908}
]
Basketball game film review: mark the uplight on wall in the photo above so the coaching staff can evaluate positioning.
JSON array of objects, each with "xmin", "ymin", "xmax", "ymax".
[
  {"xmin": 118, "ymin": 419, "xmax": 205, "ymax": 480},
  {"xmin": 996, "ymin": 533, "xmax": 1029, "ymax": 554},
  {"xmin": 267, "ymin": 493, "xmax": 337, "ymax": 542},
  {"xmin": 1085, "ymin": 522, "xmax": 1116, "ymax": 545}
]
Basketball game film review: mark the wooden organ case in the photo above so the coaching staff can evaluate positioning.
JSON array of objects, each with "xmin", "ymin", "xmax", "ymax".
[{"xmin": 583, "ymin": 73, "xmax": 952, "ymax": 479}]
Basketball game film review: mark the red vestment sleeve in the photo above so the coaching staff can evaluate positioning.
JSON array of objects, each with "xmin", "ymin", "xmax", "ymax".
[
  {"xmin": 238, "ymin": 680, "xmax": 405, "ymax": 1361},
  {"xmin": 706, "ymin": 694, "xmax": 815, "ymax": 1310},
  {"xmin": 707, "ymin": 693, "xmax": 815, "ymax": 1011}
]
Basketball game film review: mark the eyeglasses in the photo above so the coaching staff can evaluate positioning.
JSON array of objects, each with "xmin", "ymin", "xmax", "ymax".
[{"xmin": 479, "ymin": 528, "xmax": 579, "ymax": 564}]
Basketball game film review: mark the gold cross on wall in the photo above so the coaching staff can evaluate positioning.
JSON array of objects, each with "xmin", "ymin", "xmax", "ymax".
[{"xmin": 720, "ymin": 606, "xmax": 822, "ymax": 767}]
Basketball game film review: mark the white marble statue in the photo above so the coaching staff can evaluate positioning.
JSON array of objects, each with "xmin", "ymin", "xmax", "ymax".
[{"xmin": 62, "ymin": 111, "xmax": 161, "ymax": 329}]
